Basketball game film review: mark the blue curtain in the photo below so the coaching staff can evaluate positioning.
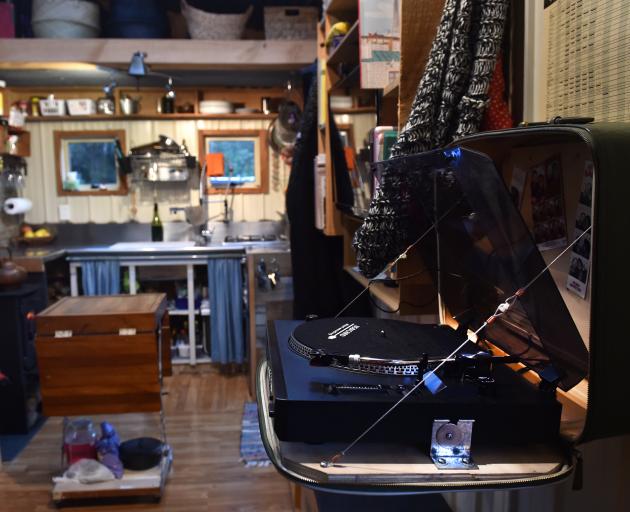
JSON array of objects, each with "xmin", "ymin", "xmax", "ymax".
[
  {"xmin": 208, "ymin": 258, "xmax": 245, "ymax": 365},
  {"xmin": 81, "ymin": 260, "xmax": 121, "ymax": 296}
]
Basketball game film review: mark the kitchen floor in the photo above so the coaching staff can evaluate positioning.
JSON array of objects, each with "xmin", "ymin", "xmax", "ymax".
[{"xmin": 0, "ymin": 368, "xmax": 294, "ymax": 512}]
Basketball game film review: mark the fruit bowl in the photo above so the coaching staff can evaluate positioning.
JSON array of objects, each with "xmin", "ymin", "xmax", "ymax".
[{"xmin": 17, "ymin": 224, "xmax": 57, "ymax": 246}]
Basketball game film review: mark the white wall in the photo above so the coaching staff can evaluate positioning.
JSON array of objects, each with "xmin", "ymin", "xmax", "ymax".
[{"xmin": 23, "ymin": 118, "xmax": 291, "ymax": 224}]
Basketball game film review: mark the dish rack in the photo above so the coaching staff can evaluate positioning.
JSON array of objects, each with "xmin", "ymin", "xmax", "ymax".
[{"xmin": 128, "ymin": 154, "xmax": 197, "ymax": 182}]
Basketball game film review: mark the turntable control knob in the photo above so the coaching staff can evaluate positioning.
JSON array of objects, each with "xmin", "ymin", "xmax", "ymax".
[{"xmin": 379, "ymin": 329, "xmax": 386, "ymax": 337}]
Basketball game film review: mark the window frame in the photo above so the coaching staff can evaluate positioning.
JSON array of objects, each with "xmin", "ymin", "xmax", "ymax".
[{"xmin": 54, "ymin": 130, "xmax": 127, "ymax": 196}]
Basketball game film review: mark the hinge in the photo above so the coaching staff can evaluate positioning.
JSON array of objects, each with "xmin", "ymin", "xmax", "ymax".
[{"xmin": 430, "ymin": 419, "xmax": 477, "ymax": 470}]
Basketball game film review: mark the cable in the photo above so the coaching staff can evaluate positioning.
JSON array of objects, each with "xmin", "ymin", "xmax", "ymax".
[{"xmin": 334, "ymin": 200, "xmax": 463, "ymax": 318}]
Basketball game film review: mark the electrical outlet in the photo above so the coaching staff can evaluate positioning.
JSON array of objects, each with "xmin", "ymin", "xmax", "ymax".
[{"xmin": 58, "ymin": 204, "xmax": 71, "ymax": 221}]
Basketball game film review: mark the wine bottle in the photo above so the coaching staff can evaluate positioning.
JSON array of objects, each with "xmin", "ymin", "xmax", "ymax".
[{"xmin": 151, "ymin": 202, "xmax": 163, "ymax": 241}]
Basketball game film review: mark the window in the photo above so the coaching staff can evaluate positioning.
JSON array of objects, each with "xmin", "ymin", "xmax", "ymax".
[
  {"xmin": 198, "ymin": 130, "xmax": 268, "ymax": 194},
  {"xmin": 54, "ymin": 130, "xmax": 127, "ymax": 196}
]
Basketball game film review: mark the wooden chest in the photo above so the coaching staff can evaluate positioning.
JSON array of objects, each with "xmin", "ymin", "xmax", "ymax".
[{"xmin": 36, "ymin": 294, "xmax": 169, "ymax": 417}]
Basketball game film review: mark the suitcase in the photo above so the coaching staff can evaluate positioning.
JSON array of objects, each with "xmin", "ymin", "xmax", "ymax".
[{"xmin": 261, "ymin": 120, "xmax": 630, "ymax": 490}]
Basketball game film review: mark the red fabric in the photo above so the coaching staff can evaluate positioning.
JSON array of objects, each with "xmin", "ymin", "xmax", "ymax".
[
  {"xmin": 0, "ymin": 4, "xmax": 15, "ymax": 38},
  {"xmin": 481, "ymin": 55, "xmax": 513, "ymax": 131}
]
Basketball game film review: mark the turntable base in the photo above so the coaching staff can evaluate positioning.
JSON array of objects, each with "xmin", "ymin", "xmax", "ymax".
[{"xmin": 268, "ymin": 320, "xmax": 562, "ymax": 445}]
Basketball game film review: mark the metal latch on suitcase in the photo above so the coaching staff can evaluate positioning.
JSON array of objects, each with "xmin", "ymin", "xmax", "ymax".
[{"xmin": 430, "ymin": 419, "xmax": 477, "ymax": 470}]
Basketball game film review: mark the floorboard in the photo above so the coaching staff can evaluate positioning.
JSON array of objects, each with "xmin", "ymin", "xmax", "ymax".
[{"xmin": 0, "ymin": 367, "xmax": 293, "ymax": 512}]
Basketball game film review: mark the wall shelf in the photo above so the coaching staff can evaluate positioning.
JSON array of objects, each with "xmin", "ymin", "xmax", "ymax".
[
  {"xmin": 326, "ymin": 20, "xmax": 359, "ymax": 69},
  {"xmin": 24, "ymin": 113, "xmax": 278, "ymax": 123},
  {"xmin": 0, "ymin": 39, "xmax": 316, "ymax": 70},
  {"xmin": 329, "ymin": 64, "xmax": 360, "ymax": 92}
]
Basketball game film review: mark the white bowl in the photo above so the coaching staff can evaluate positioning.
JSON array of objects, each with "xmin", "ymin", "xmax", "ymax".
[{"xmin": 199, "ymin": 100, "xmax": 234, "ymax": 115}]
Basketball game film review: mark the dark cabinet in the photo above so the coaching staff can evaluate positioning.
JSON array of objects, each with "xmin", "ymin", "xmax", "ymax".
[{"xmin": 0, "ymin": 283, "xmax": 48, "ymax": 434}]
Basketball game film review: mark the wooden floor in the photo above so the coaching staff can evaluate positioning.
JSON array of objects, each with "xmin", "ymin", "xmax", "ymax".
[{"xmin": 0, "ymin": 368, "xmax": 294, "ymax": 511}]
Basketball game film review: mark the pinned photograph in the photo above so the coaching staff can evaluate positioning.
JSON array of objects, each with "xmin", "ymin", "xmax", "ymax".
[
  {"xmin": 567, "ymin": 253, "xmax": 589, "ymax": 298},
  {"xmin": 567, "ymin": 161, "xmax": 594, "ymax": 299},
  {"xmin": 509, "ymin": 166, "xmax": 528, "ymax": 209},
  {"xmin": 529, "ymin": 155, "xmax": 567, "ymax": 251}
]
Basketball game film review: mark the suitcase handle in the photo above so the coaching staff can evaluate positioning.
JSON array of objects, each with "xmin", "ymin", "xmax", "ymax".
[{"xmin": 519, "ymin": 116, "xmax": 594, "ymax": 127}]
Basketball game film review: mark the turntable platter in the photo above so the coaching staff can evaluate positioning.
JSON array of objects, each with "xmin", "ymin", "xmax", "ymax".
[{"xmin": 289, "ymin": 317, "xmax": 474, "ymax": 375}]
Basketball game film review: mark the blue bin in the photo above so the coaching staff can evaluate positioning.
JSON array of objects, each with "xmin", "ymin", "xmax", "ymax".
[{"xmin": 105, "ymin": 0, "xmax": 169, "ymax": 39}]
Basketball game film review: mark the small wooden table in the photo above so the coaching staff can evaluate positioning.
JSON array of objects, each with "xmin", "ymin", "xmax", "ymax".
[{"xmin": 36, "ymin": 293, "xmax": 171, "ymax": 504}]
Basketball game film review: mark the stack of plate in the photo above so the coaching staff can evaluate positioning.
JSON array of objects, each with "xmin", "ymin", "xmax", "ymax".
[{"xmin": 199, "ymin": 100, "xmax": 234, "ymax": 115}]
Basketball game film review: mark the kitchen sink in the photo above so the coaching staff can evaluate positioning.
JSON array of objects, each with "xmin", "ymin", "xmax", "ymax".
[{"xmin": 108, "ymin": 241, "xmax": 198, "ymax": 251}]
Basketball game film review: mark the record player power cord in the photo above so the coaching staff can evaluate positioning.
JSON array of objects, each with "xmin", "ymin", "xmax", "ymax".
[
  {"xmin": 335, "ymin": 201, "xmax": 464, "ymax": 318},
  {"xmin": 321, "ymin": 226, "xmax": 592, "ymax": 468}
]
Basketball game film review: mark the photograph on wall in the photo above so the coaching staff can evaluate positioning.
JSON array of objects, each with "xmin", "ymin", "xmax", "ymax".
[
  {"xmin": 509, "ymin": 166, "xmax": 528, "ymax": 209},
  {"xmin": 359, "ymin": 0, "xmax": 401, "ymax": 88},
  {"xmin": 529, "ymin": 155, "xmax": 567, "ymax": 251},
  {"xmin": 567, "ymin": 160, "xmax": 594, "ymax": 299}
]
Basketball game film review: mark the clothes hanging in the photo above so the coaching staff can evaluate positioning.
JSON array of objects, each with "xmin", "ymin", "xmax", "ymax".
[
  {"xmin": 354, "ymin": 0, "xmax": 509, "ymax": 278},
  {"xmin": 81, "ymin": 260, "xmax": 120, "ymax": 296},
  {"xmin": 285, "ymin": 80, "xmax": 354, "ymax": 319}
]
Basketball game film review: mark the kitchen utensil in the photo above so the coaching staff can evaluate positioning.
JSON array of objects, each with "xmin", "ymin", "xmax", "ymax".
[
  {"xmin": 119, "ymin": 437, "xmax": 164, "ymax": 471},
  {"xmin": 0, "ymin": 246, "xmax": 27, "ymax": 287},
  {"xmin": 120, "ymin": 95, "xmax": 140, "ymax": 115}
]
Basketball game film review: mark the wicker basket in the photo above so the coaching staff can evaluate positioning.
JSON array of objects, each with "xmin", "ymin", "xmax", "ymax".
[
  {"xmin": 181, "ymin": 0, "xmax": 252, "ymax": 40},
  {"xmin": 264, "ymin": 6, "xmax": 317, "ymax": 40}
]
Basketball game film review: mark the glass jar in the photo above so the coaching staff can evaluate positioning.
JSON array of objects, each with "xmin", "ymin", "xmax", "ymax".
[{"xmin": 63, "ymin": 418, "xmax": 98, "ymax": 465}]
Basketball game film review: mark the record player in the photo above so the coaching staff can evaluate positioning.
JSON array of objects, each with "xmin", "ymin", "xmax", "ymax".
[
  {"xmin": 260, "ymin": 122, "xmax": 630, "ymax": 492},
  {"xmin": 266, "ymin": 144, "xmax": 593, "ymax": 458}
]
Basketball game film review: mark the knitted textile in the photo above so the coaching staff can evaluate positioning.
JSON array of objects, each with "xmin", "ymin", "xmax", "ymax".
[{"xmin": 354, "ymin": 0, "xmax": 509, "ymax": 278}]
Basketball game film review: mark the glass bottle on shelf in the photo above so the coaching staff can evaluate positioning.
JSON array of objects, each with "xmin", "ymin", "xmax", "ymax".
[
  {"xmin": 161, "ymin": 77, "xmax": 176, "ymax": 114},
  {"xmin": 151, "ymin": 202, "xmax": 163, "ymax": 241}
]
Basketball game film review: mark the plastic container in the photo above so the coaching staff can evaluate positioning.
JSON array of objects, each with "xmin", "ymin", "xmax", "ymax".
[
  {"xmin": 105, "ymin": 0, "xmax": 168, "ymax": 38},
  {"xmin": 181, "ymin": 0, "xmax": 252, "ymax": 40},
  {"xmin": 39, "ymin": 97, "xmax": 66, "ymax": 116},
  {"xmin": 32, "ymin": 0, "xmax": 100, "ymax": 39},
  {"xmin": 67, "ymin": 99, "xmax": 96, "ymax": 116},
  {"xmin": 63, "ymin": 418, "xmax": 97, "ymax": 465}
]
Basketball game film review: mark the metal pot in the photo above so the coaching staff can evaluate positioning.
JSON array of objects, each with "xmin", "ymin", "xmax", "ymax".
[
  {"xmin": 0, "ymin": 246, "xmax": 27, "ymax": 287},
  {"xmin": 119, "ymin": 95, "xmax": 141, "ymax": 115}
]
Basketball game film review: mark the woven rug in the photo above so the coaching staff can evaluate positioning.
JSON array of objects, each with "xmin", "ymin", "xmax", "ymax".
[{"xmin": 239, "ymin": 402, "xmax": 271, "ymax": 467}]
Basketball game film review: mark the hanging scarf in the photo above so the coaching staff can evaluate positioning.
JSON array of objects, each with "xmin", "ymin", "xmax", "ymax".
[{"xmin": 354, "ymin": 0, "xmax": 509, "ymax": 278}]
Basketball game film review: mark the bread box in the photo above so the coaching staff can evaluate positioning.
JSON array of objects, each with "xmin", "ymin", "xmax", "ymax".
[{"xmin": 36, "ymin": 294, "xmax": 170, "ymax": 417}]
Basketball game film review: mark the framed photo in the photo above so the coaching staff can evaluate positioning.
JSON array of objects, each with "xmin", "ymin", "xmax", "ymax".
[
  {"xmin": 54, "ymin": 130, "xmax": 127, "ymax": 196},
  {"xmin": 198, "ymin": 130, "xmax": 268, "ymax": 194}
]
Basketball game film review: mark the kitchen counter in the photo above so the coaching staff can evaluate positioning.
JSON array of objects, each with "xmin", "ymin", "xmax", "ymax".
[{"xmin": 12, "ymin": 221, "xmax": 290, "ymax": 271}]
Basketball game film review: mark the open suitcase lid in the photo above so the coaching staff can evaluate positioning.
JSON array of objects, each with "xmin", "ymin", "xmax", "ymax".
[
  {"xmin": 455, "ymin": 123, "xmax": 630, "ymax": 444},
  {"xmin": 372, "ymin": 123, "xmax": 630, "ymax": 444},
  {"xmin": 373, "ymin": 147, "xmax": 589, "ymax": 392}
]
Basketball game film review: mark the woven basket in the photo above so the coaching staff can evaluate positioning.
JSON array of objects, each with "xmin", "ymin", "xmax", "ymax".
[
  {"xmin": 264, "ymin": 7, "xmax": 317, "ymax": 40},
  {"xmin": 181, "ymin": 0, "xmax": 252, "ymax": 40}
]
